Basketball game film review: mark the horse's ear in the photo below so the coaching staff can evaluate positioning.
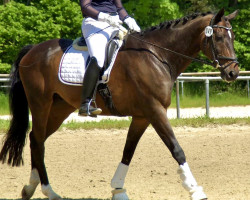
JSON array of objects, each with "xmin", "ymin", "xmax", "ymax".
[
  {"xmin": 213, "ymin": 8, "xmax": 225, "ymax": 24},
  {"xmin": 225, "ymin": 9, "xmax": 239, "ymax": 21}
]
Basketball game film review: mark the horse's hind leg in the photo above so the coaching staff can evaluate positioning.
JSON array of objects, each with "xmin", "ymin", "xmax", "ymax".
[
  {"xmin": 150, "ymin": 109, "xmax": 207, "ymax": 200},
  {"xmin": 22, "ymin": 96, "xmax": 75, "ymax": 200},
  {"xmin": 111, "ymin": 117, "xmax": 149, "ymax": 200}
]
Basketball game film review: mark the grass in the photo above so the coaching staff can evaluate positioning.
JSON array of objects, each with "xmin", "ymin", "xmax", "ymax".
[
  {"xmin": 170, "ymin": 92, "xmax": 250, "ymax": 108},
  {"xmin": 1, "ymin": 117, "xmax": 250, "ymax": 134},
  {"xmin": 61, "ymin": 117, "xmax": 250, "ymax": 129},
  {"xmin": 60, "ymin": 119, "xmax": 132, "ymax": 130},
  {"xmin": 0, "ymin": 91, "xmax": 249, "ymax": 115},
  {"xmin": 0, "ymin": 93, "xmax": 9, "ymax": 115},
  {"xmin": 0, "ymin": 91, "xmax": 249, "ymax": 132}
]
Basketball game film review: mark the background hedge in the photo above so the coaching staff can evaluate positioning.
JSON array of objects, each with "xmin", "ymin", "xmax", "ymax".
[{"xmin": 0, "ymin": 0, "xmax": 249, "ymax": 73}]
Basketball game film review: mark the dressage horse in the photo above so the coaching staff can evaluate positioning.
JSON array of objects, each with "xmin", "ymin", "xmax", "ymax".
[{"xmin": 0, "ymin": 9, "xmax": 239, "ymax": 200}]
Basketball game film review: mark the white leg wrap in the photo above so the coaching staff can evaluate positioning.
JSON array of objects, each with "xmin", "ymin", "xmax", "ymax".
[
  {"xmin": 112, "ymin": 188, "xmax": 129, "ymax": 200},
  {"xmin": 22, "ymin": 169, "xmax": 40, "ymax": 198},
  {"xmin": 178, "ymin": 162, "xmax": 207, "ymax": 200},
  {"xmin": 111, "ymin": 162, "xmax": 129, "ymax": 188},
  {"xmin": 42, "ymin": 184, "xmax": 61, "ymax": 200}
]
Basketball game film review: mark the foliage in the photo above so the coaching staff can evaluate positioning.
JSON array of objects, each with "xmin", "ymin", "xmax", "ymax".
[
  {"xmin": 0, "ymin": 63, "xmax": 11, "ymax": 74},
  {"xmin": 123, "ymin": 0, "xmax": 182, "ymax": 28},
  {"xmin": 0, "ymin": 1, "xmax": 82, "ymax": 68},
  {"xmin": 0, "ymin": 0, "xmax": 248, "ymax": 74},
  {"xmin": 178, "ymin": 0, "xmax": 250, "ymax": 72}
]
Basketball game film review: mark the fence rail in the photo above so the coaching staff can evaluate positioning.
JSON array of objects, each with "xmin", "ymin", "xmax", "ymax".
[
  {"xmin": 176, "ymin": 74, "xmax": 250, "ymax": 118},
  {"xmin": 1, "ymin": 72, "xmax": 250, "ymax": 118}
]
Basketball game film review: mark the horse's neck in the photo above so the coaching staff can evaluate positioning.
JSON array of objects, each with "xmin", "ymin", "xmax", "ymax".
[{"xmin": 145, "ymin": 15, "xmax": 211, "ymax": 78}]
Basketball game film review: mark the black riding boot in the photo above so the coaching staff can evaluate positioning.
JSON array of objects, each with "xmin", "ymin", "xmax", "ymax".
[{"xmin": 79, "ymin": 57, "xmax": 102, "ymax": 116}]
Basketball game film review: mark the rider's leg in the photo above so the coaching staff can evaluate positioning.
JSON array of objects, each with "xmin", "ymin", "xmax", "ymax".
[
  {"xmin": 79, "ymin": 56, "xmax": 102, "ymax": 116},
  {"xmin": 79, "ymin": 18, "xmax": 116, "ymax": 116}
]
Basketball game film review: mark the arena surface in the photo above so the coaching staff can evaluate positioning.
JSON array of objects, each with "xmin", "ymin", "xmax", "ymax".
[{"xmin": 0, "ymin": 125, "xmax": 250, "ymax": 200}]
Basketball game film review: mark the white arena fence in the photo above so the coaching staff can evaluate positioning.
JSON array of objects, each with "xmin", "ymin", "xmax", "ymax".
[
  {"xmin": 1, "ymin": 72, "xmax": 250, "ymax": 119},
  {"xmin": 176, "ymin": 71, "xmax": 250, "ymax": 118}
]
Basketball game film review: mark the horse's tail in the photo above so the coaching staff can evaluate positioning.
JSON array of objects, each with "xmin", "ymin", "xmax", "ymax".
[{"xmin": 0, "ymin": 45, "xmax": 33, "ymax": 166}]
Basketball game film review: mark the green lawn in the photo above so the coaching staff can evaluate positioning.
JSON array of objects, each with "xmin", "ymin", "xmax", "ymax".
[
  {"xmin": 170, "ymin": 92, "xmax": 250, "ymax": 108},
  {"xmin": 0, "ymin": 91, "xmax": 249, "ymax": 132},
  {"xmin": 1, "ymin": 117, "xmax": 250, "ymax": 133}
]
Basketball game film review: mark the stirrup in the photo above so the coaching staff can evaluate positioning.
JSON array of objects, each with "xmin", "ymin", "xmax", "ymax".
[{"xmin": 78, "ymin": 100, "xmax": 102, "ymax": 117}]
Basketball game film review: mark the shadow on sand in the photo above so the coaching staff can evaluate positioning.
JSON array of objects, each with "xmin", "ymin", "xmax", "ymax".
[{"xmin": 0, "ymin": 199, "xmax": 109, "ymax": 200}]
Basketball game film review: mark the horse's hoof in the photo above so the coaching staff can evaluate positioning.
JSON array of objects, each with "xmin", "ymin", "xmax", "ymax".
[
  {"xmin": 21, "ymin": 185, "xmax": 34, "ymax": 200},
  {"xmin": 112, "ymin": 189, "xmax": 129, "ymax": 200},
  {"xmin": 51, "ymin": 197, "xmax": 63, "ymax": 200}
]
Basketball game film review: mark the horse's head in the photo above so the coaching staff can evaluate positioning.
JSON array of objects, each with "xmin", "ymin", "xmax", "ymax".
[{"xmin": 201, "ymin": 8, "xmax": 239, "ymax": 82}]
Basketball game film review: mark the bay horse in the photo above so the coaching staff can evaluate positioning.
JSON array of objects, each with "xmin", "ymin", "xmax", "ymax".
[{"xmin": 0, "ymin": 8, "xmax": 239, "ymax": 200}]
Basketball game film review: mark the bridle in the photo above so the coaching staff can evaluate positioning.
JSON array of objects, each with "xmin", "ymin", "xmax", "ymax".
[
  {"xmin": 205, "ymin": 15, "xmax": 238, "ymax": 70},
  {"xmin": 128, "ymin": 14, "xmax": 238, "ymax": 70}
]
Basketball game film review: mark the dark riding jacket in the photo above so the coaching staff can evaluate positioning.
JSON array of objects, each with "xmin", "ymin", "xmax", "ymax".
[{"xmin": 80, "ymin": 0, "xmax": 128, "ymax": 21}]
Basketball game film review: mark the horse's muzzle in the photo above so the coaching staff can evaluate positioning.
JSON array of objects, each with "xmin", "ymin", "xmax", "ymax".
[{"xmin": 220, "ymin": 62, "xmax": 239, "ymax": 82}]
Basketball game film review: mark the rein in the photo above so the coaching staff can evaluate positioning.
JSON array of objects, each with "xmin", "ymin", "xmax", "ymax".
[
  {"xmin": 129, "ymin": 34, "xmax": 215, "ymax": 67},
  {"xmin": 128, "ymin": 14, "xmax": 238, "ymax": 70}
]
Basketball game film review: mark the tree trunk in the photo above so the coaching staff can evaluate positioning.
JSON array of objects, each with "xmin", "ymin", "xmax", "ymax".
[
  {"xmin": 27, "ymin": 0, "xmax": 31, "ymax": 5},
  {"xmin": 3, "ymin": 0, "xmax": 10, "ymax": 5},
  {"xmin": 229, "ymin": 0, "xmax": 238, "ymax": 7}
]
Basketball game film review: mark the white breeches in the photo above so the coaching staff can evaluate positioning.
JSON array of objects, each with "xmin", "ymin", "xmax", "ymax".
[{"xmin": 81, "ymin": 17, "xmax": 119, "ymax": 67}]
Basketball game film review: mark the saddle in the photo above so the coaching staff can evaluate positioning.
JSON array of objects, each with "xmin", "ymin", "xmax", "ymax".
[
  {"xmin": 73, "ymin": 30, "xmax": 121, "ymax": 72},
  {"xmin": 72, "ymin": 31, "xmax": 123, "ymax": 116}
]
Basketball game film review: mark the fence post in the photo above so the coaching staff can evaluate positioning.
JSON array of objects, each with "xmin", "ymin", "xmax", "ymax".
[
  {"xmin": 176, "ymin": 80, "xmax": 180, "ymax": 119},
  {"xmin": 205, "ymin": 79, "xmax": 210, "ymax": 117},
  {"xmin": 181, "ymin": 81, "xmax": 184, "ymax": 96},
  {"xmin": 247, "ymin": 80, "xmax": 249, "ymax": 99}
]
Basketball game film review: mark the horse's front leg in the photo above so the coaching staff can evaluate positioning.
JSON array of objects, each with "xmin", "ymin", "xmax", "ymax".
[
  {"xmin": 151, "ymin": 108, "xmax": 207, "ymax": 200},
  {"xmin": 111, "ymin": 117, "xmax": 149, "ymax": 200}
]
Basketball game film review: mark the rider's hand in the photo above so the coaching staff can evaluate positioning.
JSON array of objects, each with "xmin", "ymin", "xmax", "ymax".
[
  {"xmin": 124, "ymin": 17, "xmax": 141, "ymax": 32},
  {"xmin": 98, "ymin": 12, "xmax": 122, "ymax": 27}
]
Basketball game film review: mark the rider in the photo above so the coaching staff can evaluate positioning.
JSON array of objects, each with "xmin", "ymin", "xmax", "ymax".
[{"xmin": 79, "ymin": 0, "xmax": 141, "ymax": 116}]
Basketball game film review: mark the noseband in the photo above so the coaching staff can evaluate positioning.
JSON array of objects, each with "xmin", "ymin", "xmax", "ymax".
[{"xmin": 205, "ymin": 15, "xmax": 238, "ymax": 70}]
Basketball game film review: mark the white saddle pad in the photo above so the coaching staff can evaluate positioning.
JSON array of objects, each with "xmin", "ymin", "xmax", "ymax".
[
  {"xmin": 58, "ymin": 46, "xmax": 88, "ymax": 86},
  {"xmin": 59, "ymin": 39, "xmax": 122, "ymax": 86}
]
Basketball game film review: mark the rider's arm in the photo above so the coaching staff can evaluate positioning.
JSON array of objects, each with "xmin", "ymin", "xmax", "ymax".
[
  {"xmin": 80, "ymin": 0, "xmax": 99, "ymax": 20},
  {"xmin": 114, "ymin": 0, "xmax": 129, "ymax": 21}
]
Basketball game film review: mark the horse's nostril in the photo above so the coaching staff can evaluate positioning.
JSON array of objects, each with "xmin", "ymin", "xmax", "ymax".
[{"xmin": 229, "ymin": 71, "xmax": 235, "ymax": 78}]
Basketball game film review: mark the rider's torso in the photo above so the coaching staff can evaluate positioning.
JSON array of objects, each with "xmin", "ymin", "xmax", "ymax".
[{"xmin": 91, "ymin": 0, "xmax": 117, "ymax": 13}]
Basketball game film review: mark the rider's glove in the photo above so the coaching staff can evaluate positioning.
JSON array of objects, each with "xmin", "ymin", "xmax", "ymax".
[
  {"xmin": 98, "ymin": 12, "xmax": 122, "ymax": 27},
  {"xmin": 124, "ymin": 17, "xmax": 141, "ymax": 32}
]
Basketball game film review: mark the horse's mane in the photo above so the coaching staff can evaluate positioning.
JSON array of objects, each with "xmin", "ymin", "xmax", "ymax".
[{"xmin": 139, "ymin": 11, "xmax": 214, "ymax": 35}]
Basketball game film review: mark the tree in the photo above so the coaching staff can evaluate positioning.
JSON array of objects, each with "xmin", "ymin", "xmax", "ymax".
[
  {"xmin": 123, "ymin": 0, "xmax": 181, "ymax": 28},
  {"xmin": 3, "ymin": 0, "xmax": 10, "ymax": 5},
  {"xmin": 229, "ymin": 0, "xmax": 238, "ymax": 6},
  {"xmin": 0, "ymin": 0, "xmax": 82, "ymax": 66}
]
